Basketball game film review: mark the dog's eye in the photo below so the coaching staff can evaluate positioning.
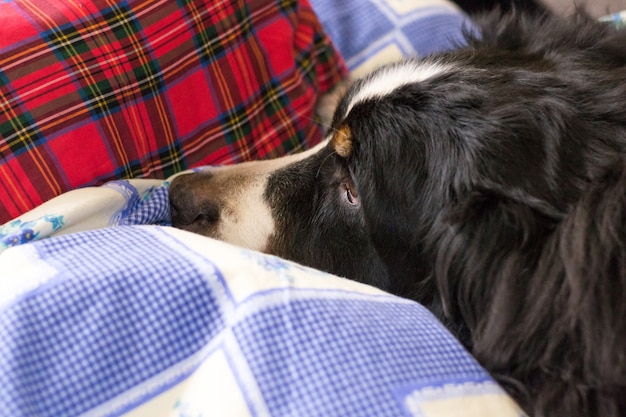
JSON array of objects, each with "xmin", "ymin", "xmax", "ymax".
[{"xmin": 343, "ymin": 180, "xmax": 359, "ymax": 206}]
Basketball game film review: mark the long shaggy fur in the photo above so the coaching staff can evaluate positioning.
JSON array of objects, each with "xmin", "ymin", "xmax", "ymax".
[{"xmin": 348, "ymin": 10, "xmax": 626, "ymax": 416}]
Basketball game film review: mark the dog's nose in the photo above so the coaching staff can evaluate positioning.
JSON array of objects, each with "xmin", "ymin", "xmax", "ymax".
[{"xmin": 169, "ymin": 172, "xmax": 221, "ymax": 230}]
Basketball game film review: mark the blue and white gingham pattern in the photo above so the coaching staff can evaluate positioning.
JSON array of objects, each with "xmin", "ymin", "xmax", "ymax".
[
  {"xmin": 0, "ymin": 226, "xmax": 513, "ymax": 417},
  {"xmin": 233, "ymin": 297, "xmax": 486, "ymax": 416},
  {"xmin": 0, "ymin": 227, "xmax": 223, "ymax": 416},
  {"xmin": 104, "ymin": 180, "xmax": 171, "ymax": 227}
]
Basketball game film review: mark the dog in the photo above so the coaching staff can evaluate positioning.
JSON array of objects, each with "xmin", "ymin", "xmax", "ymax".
[{"xmin": 169, "ymin": 10, "xmax": 626, "ymax": 417}]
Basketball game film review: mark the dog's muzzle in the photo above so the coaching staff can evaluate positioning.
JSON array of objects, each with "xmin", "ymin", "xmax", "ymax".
[{"xmin": 168, "ymin": 163, "xmax": 277, "ymax": 251}]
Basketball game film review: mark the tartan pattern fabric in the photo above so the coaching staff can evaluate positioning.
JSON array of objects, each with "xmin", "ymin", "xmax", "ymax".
[{"xmin": 0, "ymin": 0, "xmax": 347, "ymax": 223}]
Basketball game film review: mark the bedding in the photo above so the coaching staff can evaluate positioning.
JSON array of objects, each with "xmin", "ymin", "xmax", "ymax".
[
  {"xmin": 0, "ymin": 225, "xmax": 525, "ymax": 417},
  {"xmin": 1, "ymin": 178, "xmax": 170, "ymax": 249},
  {"xmin": 311, "ymin": 0, "xmax": 470, "ymax": 77}
]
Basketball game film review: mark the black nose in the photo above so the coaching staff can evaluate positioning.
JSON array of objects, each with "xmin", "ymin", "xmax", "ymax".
[{"xmin": 169, "ymin": 172, "xmax": 221, "ymax": 229}]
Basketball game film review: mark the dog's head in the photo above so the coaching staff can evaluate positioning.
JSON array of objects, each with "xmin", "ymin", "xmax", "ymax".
[
  {"xmin": 170, "ymin": 10, "xmax": 625, "ymax": 308},
  {"xmin": 169, "ymin": 60, "xmax": 469, "ymax": 301},
  {"xmin": 169, "ymin": 139, "xmax": 392, "ymax": 291},
  {"xmin": 170, "ymin": 56, "xmax": 577, "ymax": 300}
]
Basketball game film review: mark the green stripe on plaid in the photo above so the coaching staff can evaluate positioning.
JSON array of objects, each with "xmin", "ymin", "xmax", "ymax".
[
  {"xmin": 219, "ymin": 103, "xmax": 255, "ymax": 146},
  {"xmin": 193, "ymin": 24, "xmax": 224, "ymax": 63},
  {"xmin": 277, "ymin": 0, "xmax": 299, "ymax": 15},
  {"xmin": 44, "ymin": 25, "xmax": 91, "ymax": 60},
  {"xmin": 185, "ymin": 2, "xmax": 256, "ymax": 65},
  {"xmin": 0, "ymin": 111, "xmax": 45, "ymax": 154},
  {"xmin": 134, "ymin": 60, "xmax": 166, "ymax": 97},
  {"xmin": 102, "ymin": 2, "xmax": 142, "ymax": 41},
  {"xmin": 78, "ymin": 79, "xmax": 121, "ymax": 117},
  {"xmin": 156, "ymin": 141, "xmax": 186, "ymax": 178}
]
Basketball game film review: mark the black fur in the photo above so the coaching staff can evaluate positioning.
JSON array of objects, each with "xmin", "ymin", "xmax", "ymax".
[
  {"xmin": 171, "ymin": 10, "xmax": 626, "ymax": 417},
  {"xmin": 335, "ymin": 11, "xmax": 626, "ymax": 416},
  {"xmin": 264, "ymin": 147, "xmax": 391, "ymax": 288}
]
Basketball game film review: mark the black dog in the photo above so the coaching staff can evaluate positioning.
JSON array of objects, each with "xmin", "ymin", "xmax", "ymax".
[{"xmin": 170, "ymin": 10, "xmax": 626, "ymax": 416}]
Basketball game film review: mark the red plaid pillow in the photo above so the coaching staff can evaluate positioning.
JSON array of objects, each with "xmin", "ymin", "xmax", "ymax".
[{"xmin": 0, "ymin": 0, "xmax": 346, "ymax": 223}]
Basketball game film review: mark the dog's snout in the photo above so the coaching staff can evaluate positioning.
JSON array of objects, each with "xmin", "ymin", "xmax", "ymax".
[{"xmin": 169, "ymin": 172, "xmax": 221, "ymax": 231}]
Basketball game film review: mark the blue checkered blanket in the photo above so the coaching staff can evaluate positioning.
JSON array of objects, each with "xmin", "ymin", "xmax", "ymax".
[{"xmin": 0, "ymin": 226, "xmax": 525, "ymax": 416}]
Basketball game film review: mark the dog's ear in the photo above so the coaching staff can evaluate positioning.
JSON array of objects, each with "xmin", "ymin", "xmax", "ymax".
[
  {"xmin": 435, "ymin": 181, "xmax": 563, "ymax": 329},
  {"xmin": 446, "ymin": 181, "xmax": 563, "ymax": 249},
  {"xmin": 453, "ymin": 165, "xmax": 626, "ymax": 416}
]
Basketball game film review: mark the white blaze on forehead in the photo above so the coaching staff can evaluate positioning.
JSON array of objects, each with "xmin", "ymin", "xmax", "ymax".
[{"xmin": 344, "ymin": 60, "xmax": 452, "ymax": 118}]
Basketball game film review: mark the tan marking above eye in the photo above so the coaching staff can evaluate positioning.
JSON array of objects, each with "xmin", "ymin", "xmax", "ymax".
[{"xmin": 331, "ymin": 124, "xmax": 353, "ymax": 158}]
